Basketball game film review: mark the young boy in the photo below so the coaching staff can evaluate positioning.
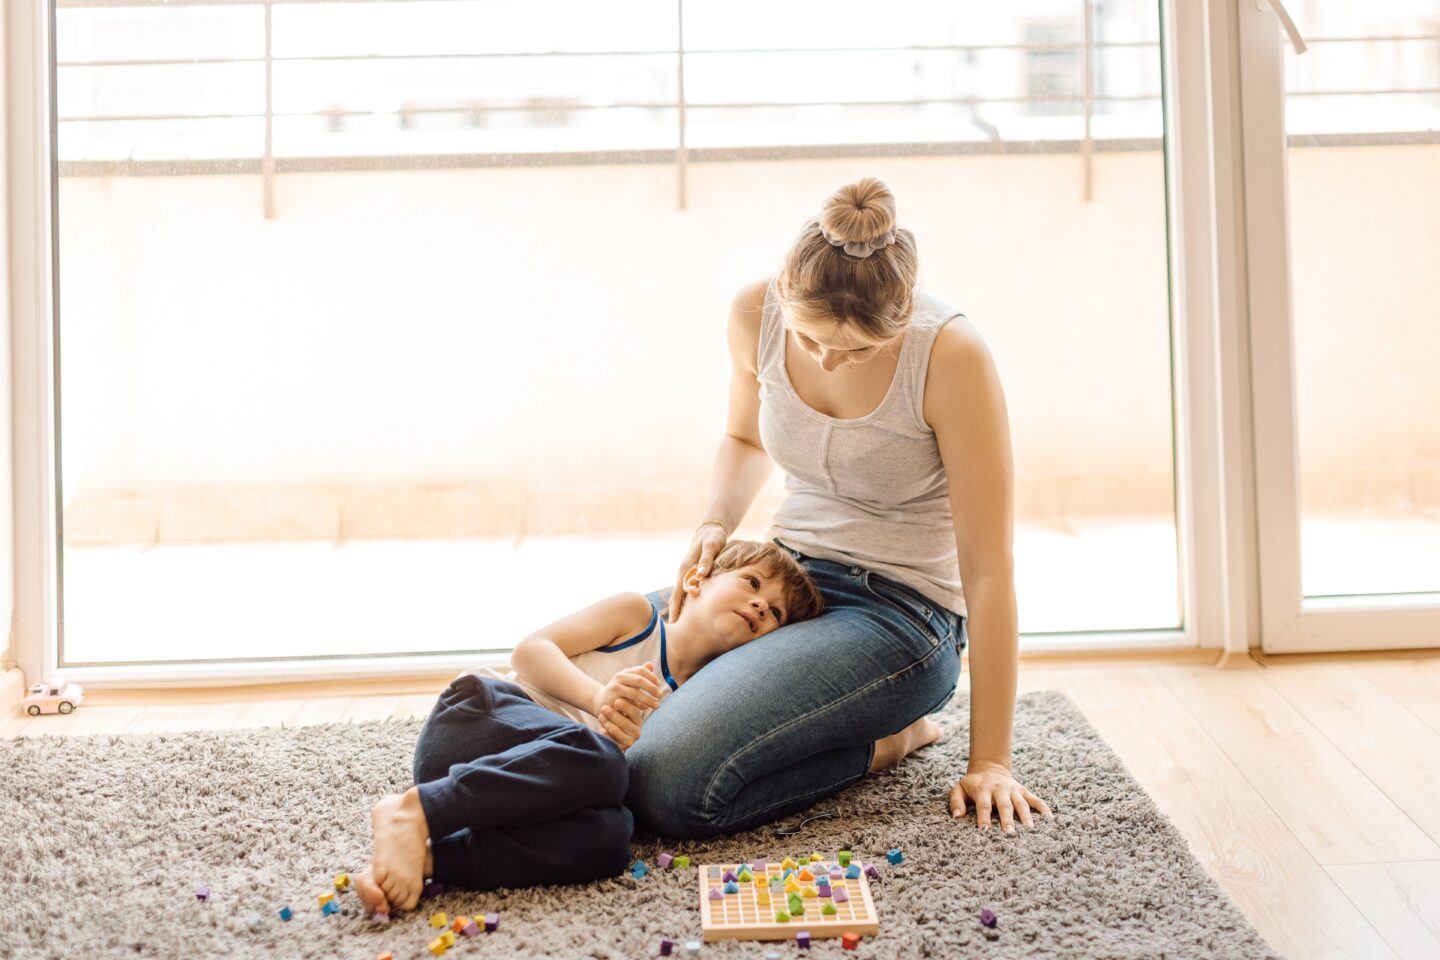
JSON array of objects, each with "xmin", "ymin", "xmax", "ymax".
[{"xmin": 354, "ymin": 540, "xmax": 825, "ymax": 915}]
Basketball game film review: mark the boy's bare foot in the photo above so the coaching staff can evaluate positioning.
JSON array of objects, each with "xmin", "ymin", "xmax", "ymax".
[
  {"xmin": 354, "ymin": 867, "xmax": 390, "ymax": 916},
  {"xmin": 371, "ymin": 788, "xmax": 431, "ymax": 912},
  {"xmin": 869, "ymin": 716, "xmax": 943, "ymax": 772}
]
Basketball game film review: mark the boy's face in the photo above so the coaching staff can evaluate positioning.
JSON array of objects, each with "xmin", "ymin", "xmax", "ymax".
[{"xmin": 682, "ymin": 564, "xmax": 792, "ymax": 652}]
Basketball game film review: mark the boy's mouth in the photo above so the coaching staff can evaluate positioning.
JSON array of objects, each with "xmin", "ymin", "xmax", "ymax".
[{"xmin": 736, "ymin": 610, "xmax": 757, "ymax": 633}]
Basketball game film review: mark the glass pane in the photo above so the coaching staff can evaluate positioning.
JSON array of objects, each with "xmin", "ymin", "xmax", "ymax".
[
  {"xmin": 55, "ymin": 0, "xmax": 1177, "ymax": 667},
  {"xmin": 1284, "ymin": 3, "xmax": 1440, "ymax": 597}
]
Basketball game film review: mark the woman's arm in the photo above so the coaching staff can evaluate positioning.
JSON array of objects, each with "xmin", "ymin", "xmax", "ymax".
[
  {"xmin": 509, "ymin": 592, "xmax": 661, "ymax": 717},
  {"xmin": 925, "ymin": 320, "xmax": 1049, "ymax": 832},
  {"xmin": 668, "ymin": 279, "xmax": 777, "ymax": 619}
]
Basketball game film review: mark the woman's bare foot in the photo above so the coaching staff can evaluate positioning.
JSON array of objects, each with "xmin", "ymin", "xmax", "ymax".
[
  {"xmin": 354, "ymin": 868, "xmax": 390, "ymax": 916},
  {"xmin": 869, "ymin": 717, "xmax": 943, "ymax": 772},
  {"xmin": 371, "ymin": 788, "xmax": 431, "ymax": 912}
]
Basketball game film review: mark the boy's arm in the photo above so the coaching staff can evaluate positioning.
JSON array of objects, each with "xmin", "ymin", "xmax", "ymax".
[{"xmin": 508, "ymin": 592, "xmax": 658, "ymax": 717}]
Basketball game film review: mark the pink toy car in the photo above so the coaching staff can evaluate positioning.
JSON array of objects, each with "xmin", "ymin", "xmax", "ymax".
[{"xmin": 21, "ymin": 676, "xmax": 84, "ymax": 716}]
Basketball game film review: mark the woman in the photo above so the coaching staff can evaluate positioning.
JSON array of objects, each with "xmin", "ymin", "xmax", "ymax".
[{"xmin": 624, "ymin": 177, "xmax": 1052, "ymax": 838}]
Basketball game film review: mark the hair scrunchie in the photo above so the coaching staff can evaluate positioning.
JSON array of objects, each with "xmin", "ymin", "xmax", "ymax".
[{"xmin": 818, "ymin": 223, "xmax": 897, "ymax": 259}]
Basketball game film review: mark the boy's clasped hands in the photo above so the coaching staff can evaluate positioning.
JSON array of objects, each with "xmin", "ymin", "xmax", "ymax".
[{"xmin": 590, "ymin": 661, "xmax": 663, "ymax": 750}]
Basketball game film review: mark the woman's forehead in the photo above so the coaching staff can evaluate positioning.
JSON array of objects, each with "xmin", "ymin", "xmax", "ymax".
[{"xmin": 785, "ymin": 315, "xmax": 884, "ymax": 350}]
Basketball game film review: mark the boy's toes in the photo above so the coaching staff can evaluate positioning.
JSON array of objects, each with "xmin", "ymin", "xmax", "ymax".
[{"xmin": 354, "ymin": 868, "xmax": 390, "ymax": 915}]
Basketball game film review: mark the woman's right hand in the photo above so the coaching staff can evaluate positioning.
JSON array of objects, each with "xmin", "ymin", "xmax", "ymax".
[{"xmin": 668, "ymin": 521, "xmax": 730, "ymax": 621}]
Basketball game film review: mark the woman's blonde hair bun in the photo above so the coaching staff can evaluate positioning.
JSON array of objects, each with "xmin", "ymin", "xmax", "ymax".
[
  {"xmin": 777, "ymin": 176, "xmax": 918, "ymax": 342},
  {"xmin": 818, "ymin": 176, "xmax": 898, "ymax": 248}
]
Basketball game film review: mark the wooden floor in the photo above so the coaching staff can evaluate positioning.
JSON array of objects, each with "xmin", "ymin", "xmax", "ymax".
[{"xmin": 5, "ymin": 649, "xmax": 1439, "ymax": 960}]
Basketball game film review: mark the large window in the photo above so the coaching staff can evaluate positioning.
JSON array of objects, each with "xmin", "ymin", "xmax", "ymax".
[{"xmin": 53, "ymin": 0, "xmax": 1177, "ymax": 667}]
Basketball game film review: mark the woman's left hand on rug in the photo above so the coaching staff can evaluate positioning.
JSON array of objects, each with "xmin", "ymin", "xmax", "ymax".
[{"xmin": 948, "ymin": 760, "xmax": 1053, "ymax": 833}]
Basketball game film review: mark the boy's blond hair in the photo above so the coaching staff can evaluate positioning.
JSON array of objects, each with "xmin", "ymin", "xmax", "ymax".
[{"xmin": 697, "ymin": 540, "xmax": 825, "ymax": 625}]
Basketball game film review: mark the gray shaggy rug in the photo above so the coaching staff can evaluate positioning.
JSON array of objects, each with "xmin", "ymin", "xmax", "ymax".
[{"xmin": 0, "ymin": 690, "xmax": 1280, "ymax": 959}]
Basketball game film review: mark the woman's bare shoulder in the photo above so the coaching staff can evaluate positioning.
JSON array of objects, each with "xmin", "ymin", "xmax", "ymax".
[
  {"xmin": 727, "ymin": 274, "xmax": 777, "ymax": 372},
  {"xmin": 922, "ymin": 316, "xmax": 1003, "ymax": 426}
]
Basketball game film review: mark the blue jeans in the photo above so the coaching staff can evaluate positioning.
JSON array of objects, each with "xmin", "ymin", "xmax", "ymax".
[
  {"xmin": 413, "ymin": 675, "xmax": 634, "ymax": 889},
  {"xmin": 625, "ymin": 538, "xmax": 966, "ymax": 838}
]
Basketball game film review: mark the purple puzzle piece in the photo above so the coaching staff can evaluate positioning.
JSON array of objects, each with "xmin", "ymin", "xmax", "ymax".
[
  {"xmin": 660, "ymin": 938, "xmax": 675, "ymax": 956},
  {"xmin": 709, "ymin": 888, "xmax": 723, "ymax": 901},
  {"xmin": 829, "ymin": 869, "xmax": 843, "ymax": 881},
  {"xmin": 461, "ymin": 920, "xmax": 480, "ymax": 936},
  {"xmin": 371, "ymin": 912, "xmax": 391, "ymax": 927},
  {"xmin": 796, "ymin": 931, "xmax": 812, "ymax": 949},
  {"xmin": 722, "ymin": 869, "xmax": 738, "ymax": 883},
  {"xmin": 833, "ymin": 887, "xmax": 850, "ymax": 904},
  {"xmin": 980, "ymin": 909, "xmax": 997, "ymax": 928},
  {"xmin": 818, "ymin": 885, "xmax": 832, "ymax": 899},
  {"xmin": 753, "ymin": 859, "xmax": 767, "ymax": 872},
  {"xmin": 658, "ymin": 853, "xmax": 674, "ymax": 869},
  {"xmin": 864, "ymin": 864, "xmax": 880, "ymax": 879},
  {"xmin": 484, "ymin": 913, "xmax": 499, "ymax": 932},
  {"xmin": 195, "ymin": 885, "xmax": 210, "ymax": 902},
  {"xmin": 422, "ymin": 882, "xmax": 445, "ymax": 899}
]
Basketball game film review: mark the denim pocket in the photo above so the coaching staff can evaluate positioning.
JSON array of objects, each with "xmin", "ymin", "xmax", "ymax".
[{"xmin": 863, "ymin": 572, "xmax": 947, "ymax": 646}]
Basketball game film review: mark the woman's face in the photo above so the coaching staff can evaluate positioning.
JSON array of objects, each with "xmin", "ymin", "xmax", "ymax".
[{"xmin": 785, "ymin": 316, "xmax": 897, "ymax": 373}]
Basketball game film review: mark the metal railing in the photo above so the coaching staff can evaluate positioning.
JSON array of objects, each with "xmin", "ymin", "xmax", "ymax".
[{"xmin": 51, "ymin": 0, "xmax": 1440, "ymax": 216}]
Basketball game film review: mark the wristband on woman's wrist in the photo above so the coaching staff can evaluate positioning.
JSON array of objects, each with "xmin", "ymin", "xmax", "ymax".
[{"xmin": 697, "ymin": 518, "xmax": 731, "ymax": 538}]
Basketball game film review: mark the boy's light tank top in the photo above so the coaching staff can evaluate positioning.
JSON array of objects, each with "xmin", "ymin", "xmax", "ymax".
[
  {"xmin": 758, "ymin": 279, "xmax": 968, "ymax": 617},
  {"xmin": 469, "ymin": 605, "xmax": 679, "ymax": 734}
]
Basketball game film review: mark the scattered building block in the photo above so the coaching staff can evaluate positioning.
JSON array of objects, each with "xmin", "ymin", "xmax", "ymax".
[
  {"xmin": 796, "ymin": 931, "xmax": 812, "ymax": 949},
  {"xmin": 837, "ymin": 850, "xmax": 852, "ymax": 867},
  {"xmin": 683, "ymin": 940, "xmax": 701, "ymax": 957},
  {"xmin": 318, "ymin": 892, "xmax": 335, "ymax": 908},
  {"xmin": 245, "ymin": 914, "xmax": 262, "ymax": 929},
  {"xmin": 451, "ymin": 916, "xmax": 470, "ymax": 934},
  {"xmin": 428, "ymin": 936, "xmax": 447, "ymax": 956},
  {"xmin": 321, "ymin": 901, "xmax": 340, "ymax": 916},
  {"xmin": 886, "ymin": 847, "xmax": 903, "ymax": 865},
  {"xmin": 277, "ymin": 906, "xmax": 293, "ymax": 921},
  {"xmin": 430, "ymin": 912, "xmax": 448, "ymax": 929},
  {"xmin": 195, "ymin": 885, "xmax": 210, "ymax": 903},
  {"xmin": 673, "ymin": 856, "xmax": 690, "ymax": 869},
  {"xmin": 658, "ymin": 853, "xmax": 674, "ymax": 869},
  {"xmin": 980, "ymin": 908, "xmax": 997, "ymax": 928},
  {"xmin": 372, "ymin": 912, "xmax": 391, "ymax": 927},
  {"xmin": 633, "ymin": 861, "xmax": 650, "ymax": 878},
  {"xmin": 864, "ymin": 864, "xmax": 880, "ymax": 880},
  {"xmin": 461, "ymin": 920, "xmax": 480, "ymax": 937},
  {"xmin": 334, "ymin": 872, "xmax": 351, "ymax": 891},
  {"xmin": 660, "ymin": 937, "xmax": 675, "ymax": 956},
  {"xmin": 484, "ymin": 913, "xmax": 499, "ymax": 932},
  {"xmin": 842, "ymin": 932, "xmax": 861, "ymax": 950}
]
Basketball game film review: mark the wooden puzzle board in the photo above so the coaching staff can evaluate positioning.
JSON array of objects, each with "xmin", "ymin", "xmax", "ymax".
[{"xmin": 698, "ymin": 862, "xmax": 880, "ymax": 942}]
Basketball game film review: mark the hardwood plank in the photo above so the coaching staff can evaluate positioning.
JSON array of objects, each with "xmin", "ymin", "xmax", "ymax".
[
  {"xmin": 282, "ymin": 697, "xmax": 352, "ymax": 728},
  {"xmin": 339, "ymin": 696, "xmax": 412, "ymax": 723},
  {"xmin": 1349, "ymin": 658, "xmax": 1440, "ymax": 737},
  {"xmin": 1158, "ymin": 666, "xmax": 1439, "ymax": 865},
  {"xmin": 1057, "ymin": 668, "xmax": 1398, "ymax": 960},
  {"xmin": 1326, "ymin": 861, "xmax": 1440, "ymax": 960},
  {"xmin": 1261, "ymin": 661, "xmax": 1440, "ymax": 848},
  {"xmin": 122, "ymin": 702, "xmax": 248, "ymax": 735},
  {"xmin": 1016, "ymin": 668, "xmax": 1065, "ymax": 696},
  {"xmin": 0, "ymin": 714, "xmax": 36, "ymax": 739}
]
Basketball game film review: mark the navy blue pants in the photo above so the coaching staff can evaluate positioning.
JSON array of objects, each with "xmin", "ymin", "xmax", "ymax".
[{"xmin": 412, "ymin": 674, "xmax": 634, "ymax": 890}]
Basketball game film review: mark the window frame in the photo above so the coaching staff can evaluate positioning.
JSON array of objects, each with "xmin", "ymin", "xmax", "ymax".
[{"xmin": 10, "ymin": 0, "xmax": 1249, "ymax": 686}]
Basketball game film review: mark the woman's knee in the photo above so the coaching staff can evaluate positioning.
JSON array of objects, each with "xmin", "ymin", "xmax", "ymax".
[{"xmin": 624, "ymin": 735, "xmax": 726, "ymax": 839}]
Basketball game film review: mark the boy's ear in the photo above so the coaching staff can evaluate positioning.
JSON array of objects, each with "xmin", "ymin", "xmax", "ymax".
[{"xmin": 683, "ymin": 565, "xmax": 704, "ymax": 595}]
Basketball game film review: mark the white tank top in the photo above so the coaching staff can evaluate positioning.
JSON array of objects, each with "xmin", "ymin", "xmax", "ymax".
[
  {"xmin": 469, "ymin": 605, "xmax": 678, "ymax": 734},
  {"xmin": 758, "ymin": 279, "xmax": 968, "ymax": 617}
]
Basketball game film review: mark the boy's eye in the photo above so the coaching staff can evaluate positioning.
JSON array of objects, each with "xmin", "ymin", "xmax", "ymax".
[{"xmin": 747, "ymin": 576, "xmax": 760, "ymax": 589}]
